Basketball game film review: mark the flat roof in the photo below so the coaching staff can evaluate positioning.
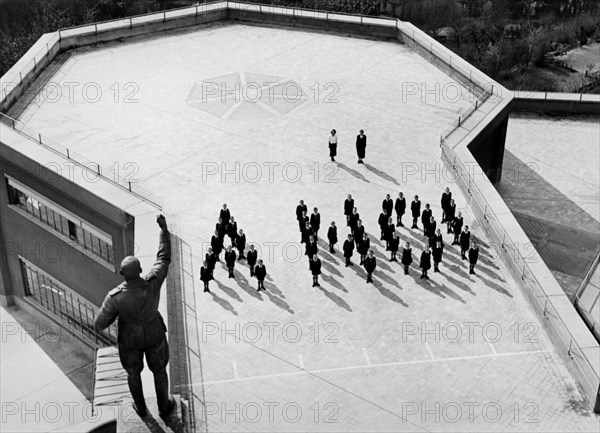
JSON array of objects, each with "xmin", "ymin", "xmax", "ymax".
[{"xmin": 7, "ymin": 23, "xmax": 600, "ymax": 431}]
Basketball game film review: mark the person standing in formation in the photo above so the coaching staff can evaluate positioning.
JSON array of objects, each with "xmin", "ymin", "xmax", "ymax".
[
  {"xmin": 327, "ymin": 221, "xmax": 338, "ymax": 253},
  {"xmin": 255, "ymin": 259, "xmax": 266, "ymax": 291},
  {"xmin": 296, "ymin": 199, "xmax": 307, "ymax": 230},
  {"xmin": 247, "ymin": 245, "xmax": 257, "ymax": 277},
  {"xmin": 305, "ymin": 235, "xmax": 318, "ymax": 268},
  {"xmin": 378, "ymin": 209, "xmax": 388, "ymax": 240},
  {"xmin": 357, "ymin": 233, "xmax": 370, "ymax": 265},
  {"xmin": 220, "ymin": 204, "xmax": 231, "ymax": 230},
  {"xmin": 421, "ymin": 203, "xmax": 432, "ymax": 234},
  {"xmin": 328, "ymin": 129, "xmax": 338, "ymax": 162},
  {"xmin": 356, "ymin": 129, "xmax": 367, "ymax": 164},
  {"xmin": 431, "ymin": 228, "xmax": 444, "ymax": 249},
  {"xmin": 343, "ymin": 234, "xmax": 355, "ymax": 267},
  {"xmin": 452, "ymin": 211, "xmax": 464, "ymax": 245},
  {"xmin": 445, "ymin": 199, "xmax": 456, "ymax": 234},
  {"xmin": 469, "ymin": 241, "xmax": 479, "ymax": 275},
  {"xmin": 432, "ymin": 240, "xmax": 444, "ymax": 273},
  {"xmin": 364, "ymin": 250, "xmax": 376, "ymax": 283},
  {"xmin": 460, "ymin": 225, "xmax": 471, "ymax": 260},
  {"xmin": 389, "ymin": 231, "xmax": 400, "ymax": 262},
  {"xmin": 353, "ymin": 220, "xmax": 365, "ymax": 246},
  {"xmin": 310, "ymin": 207, "xmax": 321, "ymax": 239},
  {"xmin": 349, "ymin": 207, "xmax": 360, "ymax": 236},
  {"xmin": 385, "ymin": 217, "xmax": 396, "ymax": 250},
  {"xmin": 440, "ymin": 187, "xmax": 452, "ymax": 223},
  {"xmin": 395, "ymin": 192, "xmax": 406, "ymax": 227},
  {"xmin": 425, "ymin": 215, "xmax": 436, "ymax": 243},
  {"xmin": 227, "ymin": 217, "xmax": 238, "ymax": 246},
  {"xmin": 419, "ymin": 245, "xmax": 432, "ymax": 279},
  {"xmin": 401, "ymin": 241, "xmax": 413, "ymax": 275},
  {"xmin": 211, "ymin": 229, "xmax": 223, "ymax": 261},
  {"xmin": 225, "ymin": 246, "xmax": 236, "ymax": 278},
  {"xmin": 310, "ymin": 253, "xmax": 322, "ymax": 287},
  {"xmin": 236, "ymin": 229, "xmax": 246, "ymax": 259},
  {"xmin": 299, "ymin": 212, "xmax": 310, "ymax": 242},
  {"xmin": 200, "ymin": 260, "xmax": 212, "ymax": 293},
  {"xmin": 382, "ymin": 194, "xmax": 394, "ymax": 218},
  {"xmin": 215, "ymin": 218, "xmax": 226, "ymax": 242},
  {"xmin": 344, "ymin": 194, "xmax": 354, "ymax": 227},
  {"xmin": 302, "ymin": 221, "xmax": 314, "ymax": 245},
  {"xmin": 411, "ymin": 195, "xmax": 421, "ymax": 229},
  {"xmin": 205, "ymin": 247, "xmax": 217, "ymax": 277}
]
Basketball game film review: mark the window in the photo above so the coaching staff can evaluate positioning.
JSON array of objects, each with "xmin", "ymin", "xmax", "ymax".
[
  {"xmin": 20, "ymin": 257, "xmax": 118, "ymax": 347},
  {"xmin": 6, "ymin": 176, "xmax": 115, "ymax": 266}
]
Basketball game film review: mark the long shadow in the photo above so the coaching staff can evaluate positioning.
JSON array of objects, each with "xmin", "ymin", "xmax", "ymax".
[
  {"xmin": 478, "ymin": 254, "xmax": 501, "ymax": 270},
  {"xmin": 338, "ymin": 162, "xmax": 370, "ymax": 183},
  {"xmin": 321, "ymin": 260, "xmax": 343, "ymax": 277},
  {"xmin": 443, "ymin": 272, "xmax": 476, "ymax": 295},
  {"xmin": 476, "ymin": 274, "xmax": 514, "ymax": 298},
  {"xmin": 214, "ymin": 279, "xmax": 243, "ymax": 303},
  {"xmin": 209, "ymin": 291, "xmax": 238, "ymax": 315},
  {"xmin": 232, "ymin": 271, "xmax": 264, "ymax": 301},
  {"xmin": 376, "ymin": 269, "xmax": 402, "ymax": 289},
  {"xmin": 263, "ymin": 283, "xmax": 295, "ymax": 313},
  {"xmin": 372, "ymin": 279, "xmax": 409, "ymax": 306},
  {"xmin": 364, "ymin": 163, "xmax": 400, "ymax": 185},
  {"xmin": 475, "ymin": 263, "xmax": 503, "ymax": 281},
  {"xmin": 316, "ymin": 286, "xmax": 352, "ymax": 312},
  {"xmin": 321, "ymin": 274, "xmax": 348, "ymax": 292},
  {"xmin": 431, "ymin": 280, "xmax": 467, "ymax": 304}
]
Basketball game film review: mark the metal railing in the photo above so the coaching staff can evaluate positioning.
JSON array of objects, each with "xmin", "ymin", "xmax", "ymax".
[
  {"xmin": 440, "ymin": 139, "xmax": 600, "ymax": 401},
  {"xmin": 574, "ymin": 252, "xmax": 600, "ymax": 340},
  {"xmin": 0, "ymin": 112, "xmax": 163, "ymax": 210}
]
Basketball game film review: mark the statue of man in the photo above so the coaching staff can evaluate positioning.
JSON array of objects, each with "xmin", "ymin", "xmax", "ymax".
[{"xmin": 95, "ymin": 214, "xmax": 175, "ymax": 419}]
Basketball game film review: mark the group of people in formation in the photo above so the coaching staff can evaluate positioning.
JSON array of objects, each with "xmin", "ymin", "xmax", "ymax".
[
  {"xmin": 199, "ymin": 204, "xmax": 267, "ymax": 293},
  {"xmin": 297, "ymin": 186, "xmax": 481, "ymax": 287}
]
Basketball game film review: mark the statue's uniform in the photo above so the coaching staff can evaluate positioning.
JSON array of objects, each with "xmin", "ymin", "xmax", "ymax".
[{"xmin": 95, "ymin": 230, "xmax": 171, "ymax": 413}]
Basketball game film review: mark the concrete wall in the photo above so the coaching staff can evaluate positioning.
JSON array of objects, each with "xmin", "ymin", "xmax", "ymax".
[
  {"xmin": 0, "ymin": 143, "xmax": 134, "ymax": 307},
  {"xmin": 511, "ymin": 92, "xmax": 600, "ymax": 115}
]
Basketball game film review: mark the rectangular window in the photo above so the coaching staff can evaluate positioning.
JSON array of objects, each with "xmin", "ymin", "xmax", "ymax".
[
  {"xmin": 19, "ymin": 257, "xmax": 118, "ymax": 347},
  {"xmin": 6, "ymin": 176, "xmax": 115, "ymax": 267}
]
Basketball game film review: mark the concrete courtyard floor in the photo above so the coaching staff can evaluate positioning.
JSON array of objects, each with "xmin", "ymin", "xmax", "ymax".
[{"xmin": 8, "ymin": 23, "xmax": 600, "ymax": 431}]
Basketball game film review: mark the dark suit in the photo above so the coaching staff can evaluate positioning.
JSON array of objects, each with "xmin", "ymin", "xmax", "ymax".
[
  {"xmin": 344, "ymin": 199, "xmax": 354, "ymax": 225},
  {"xmin": 353, "ymin": 225, "xmax": 365, "ymax": 245},
  {"xmin": 215, "ymin": 222, "xmax": 226, "ymax": 240},
  {"xmin": 382, "ymin": 198, "xmax": 393, "ymax": 217},
  {"xmin": 388, "ymin": 236, "xmax": 400, "ymax": 261},
  {"xmin": 460, "ymin": 231, "xmax": 471, "ymax": 259},
  {"xmin": 441, "ymin": 192, "xmax": 452, "ymax": 222},
  {"xmin": 385, "ymin": 222, "xmax": 396, "ymax": 250},
  {"xmin": 378, "ymin": 212, "xmax": 388, "ymax": 240},
  {"xmin": 357, "ymin": 237, "xmax": 370, "ymax": 264},
  {"xmin": 211, "ymin": 235, "xmax": 223, "ymax": 258},
  {"xmin": 299, "ymin": 215, "xmax": 309, "ymax": 234},
  {"xmin": 225, "ymin": 250, "xmax": 237, "ymax": 277},
  {"xmin": 348, "ymin": 212, "xmax": 360, "ymax": 233},
  {"xmin": 310, "ymin": 213, "xmax": 321, "ymax": 237},
  {"xmin": 296, "ymin": 204, "xmax": 307, "ymax": 223},
  {"xmin": 227, "ymin": 222, "xmax": 238, "ymax": 245},
  {"xmin": 356, "ymin": 134, "xmax": 367, "ymax": 159},
  {"xmin": 327, "ymin": 226, "xmax": 338, "ymax": 252},
  {"xmin": 236, "ymin": 233, "xmax": 246, "ymax": 258},
  {"xmin": 205, "ymin": 252, "xmax": 217, "ymax": 273},
  {"xmin": 310, "ymin": 258, "xmax": 322, "ymax": 286},
  {"xmin": 469, "ymin": 246, "xmax": 479, "ymax": 274},
  {"xmin": 452, "ymin": 217, "xmax": 463, "ymax": 244},
  {"xmin": 395, "ymin": 197, "xmax": 406, "ymax": 226},
  {"xmin": 432, "ymin": 245, "xmax": 444, "ymax": 272},
  {"xmin": 219, "ymin": 209, "xmax": 231, "ymax": 227},
  {"xmin": 364, "ymin": 256, "xmax": 376, "ymax": 282},
  {"xmin": 343, "ymin": 239, "xmax": 354, "ymax": 266},
  {"xmin": 200, "ymin": 266, "xmax": 212, "ymax": 291},
  {"xmin": 410, "ymin": 200, "xmax": 421, "ymax": 228},
  {"xmin": 247, "ymin": 250, "xmax": 257, "ymax": 276},
  {"xmin": 419, "ymin": 251, "xmax": 431, "ymax": 278},
  {"xmin": 401, "ymin": 247, "xmax": 412, "ymax": 274},
  {"xmin": 421, "ymin": 209, "xmax": 432, "ymax": 232},
  {"xmin": 445, "ymin": 204, "xmax": 456, "ymax": 233},
  {"xmin": 254, "ymin": 264, "xmax": 266, "ymax": 290}
]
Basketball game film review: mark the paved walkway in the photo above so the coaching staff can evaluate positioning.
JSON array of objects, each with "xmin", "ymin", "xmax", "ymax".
[{"xmin": 9, "ymin": 23, "xmax": 599, "ymax": 432}]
